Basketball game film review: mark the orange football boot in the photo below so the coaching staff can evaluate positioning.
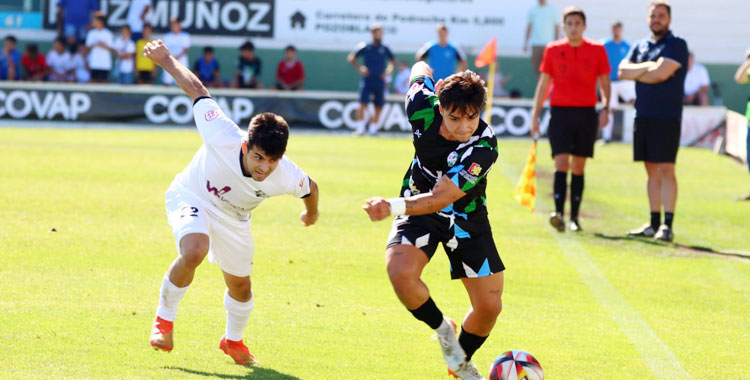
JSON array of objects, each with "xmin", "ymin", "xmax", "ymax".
[
  {"xmin": 219, "ymin": 335, "xmax": 259, "ymax": 366},
  {"xmin": 150, "ymin": 316, "xmax": 174, "ymax": 352}
]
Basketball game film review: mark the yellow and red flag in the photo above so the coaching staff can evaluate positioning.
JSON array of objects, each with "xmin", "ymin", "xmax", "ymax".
[
  {"xmin": 474, "ymin": 38, "xmax": 497, "ymax": 68},
  {"xmin": 514, "ymin": 141, "xmax": 537, "ymax": 212}
]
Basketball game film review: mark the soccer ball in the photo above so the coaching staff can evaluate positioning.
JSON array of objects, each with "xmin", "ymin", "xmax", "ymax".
[{"xmin": 488, "ymin": 350, "xmax": 543, "ymax": 380}]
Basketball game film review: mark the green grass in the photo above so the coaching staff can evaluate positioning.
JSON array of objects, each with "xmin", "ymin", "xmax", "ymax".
[{"xmin": 1, "ymin": 127, "xmax": 749, "ymax": 379}]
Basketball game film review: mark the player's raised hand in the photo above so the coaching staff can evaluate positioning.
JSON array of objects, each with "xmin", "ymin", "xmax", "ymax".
[
  {"xmin": 362, "ymin": 197, "xmax": 391, "ymax": 222},
  {"xmin": 300, "ymin": 209, "xmax": 318, "ymax": 226},
  {"xmin": 143, "ymin": 39, "xmax": 171, "ymax": 68}
]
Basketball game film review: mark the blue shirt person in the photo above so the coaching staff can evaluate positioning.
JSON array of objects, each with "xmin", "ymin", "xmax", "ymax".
[
  {"xmin": 603, "ymin": 22, "xmax": 631, "ymax": 82},
  {"xmin": 194, "ymin": 47, "xmax": 221, "ymax": 86},
  {"xmin": 57, "ymin": 0, "xmax": 100, "ymax": 42},
  {"xmin": 1, "ymin": 35, "xmax": 21, "ymax": 80},
  {"xmin": 415, "ymin": 23, "xmax": 467, "ymax": 81},
  {"xmin": 347, "ymin": 24, "xmax": 396, "ymax": 135}
]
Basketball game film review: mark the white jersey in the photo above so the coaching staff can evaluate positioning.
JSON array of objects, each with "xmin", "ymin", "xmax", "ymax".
[{"xmin": 170, "ymin": 97, "xmax": 311, "ymax": 225}]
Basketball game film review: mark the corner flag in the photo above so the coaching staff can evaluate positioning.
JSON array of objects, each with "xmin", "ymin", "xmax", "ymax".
[
  {"xmin": 514, "ymin": 141, "xmax": 537, "ymax": 212},
  {"xmin": 475, "ymin": 38, "xmax": 497, "ymax": 123}
]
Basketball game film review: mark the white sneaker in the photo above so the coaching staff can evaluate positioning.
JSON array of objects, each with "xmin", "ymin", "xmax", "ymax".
[
  {"xmin": 433, "ymin": 317, "xmax": 466, "ymax": 372},
  {"xmin": 451, "ymin": 360, "xmax": 486, "ymax": 380}
]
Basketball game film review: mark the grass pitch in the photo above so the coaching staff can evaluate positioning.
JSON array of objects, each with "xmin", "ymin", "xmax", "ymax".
[{"xmin": 1, "ymin": 127, "xmax": 749, "ymax": 379}]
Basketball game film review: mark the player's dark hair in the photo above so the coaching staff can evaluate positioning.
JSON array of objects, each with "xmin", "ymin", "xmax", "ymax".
[
  {"xmin": 203, "ymin": 46, "xmax": 214, "ymax": 54},
  {"xmin": 143, "ymin": 23, "xmax": 153, "ymax": 30},
  {"xmin": 285, "ymin": 45, "xmax": 296, "ymax": 52},
  {"xmin": 438, "ymin": 70, "xmax": 487, "ymax": 118},
  {"xmin": 246, "ymin": 113, "xmax": 289, "ymax": 159},
  {"xmin": 5, "ymin": 35, "xmax": 16, "ymax": 43},
  {"xmin": 562, "ymin": 6, "xmax": 586, "ymax": 24},
  {"xmin": 121, "ymin": 24, "xmax": 131, "ymax": 32},
  {"xmin": 95, "ymin": 14, "xmax": 107, "ymax": 26},
  {"xmin": 612, "ymin": 21, "xmax": 623, "ymax": 28},
  {"xmin": 241, "ymin": 41, "xmax": 255, "ymax": 51},
  {"xmin": 649, "ymin": 1, "xmax": 671, "ymax": 15},
  {"xmin": 27, "ymin": 44, "xmax": 38, "ymax": 55},
  {"xmin": 436, "ymin": 23, "xmax": 448, "ymax": 32},
  {"xmin": 54, "ymin": 37, "xmax": 65, "ymax": 46}
]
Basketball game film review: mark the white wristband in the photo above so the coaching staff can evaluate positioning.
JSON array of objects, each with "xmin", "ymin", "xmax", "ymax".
[{"xmin": 387, "ymin": 198, "xmax": 407, "ymax": 216}]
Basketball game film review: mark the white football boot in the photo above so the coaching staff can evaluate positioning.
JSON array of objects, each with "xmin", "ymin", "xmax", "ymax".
[
  {"xmin": 434, "ymin": 317, "xmax": 466, "ymax": 372},
  {"xmin": 452, "ymin": 360, "xmax": 486, "ymax": 380}
]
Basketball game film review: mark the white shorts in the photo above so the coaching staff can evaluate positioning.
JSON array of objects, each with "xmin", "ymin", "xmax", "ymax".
[
  {"xmin": 609, "ymin": 80, "xmax": 636, "ymax": 108},
  {"xmin": 165, "ymin": 186, "xmax": 254, "ymax": 277}
]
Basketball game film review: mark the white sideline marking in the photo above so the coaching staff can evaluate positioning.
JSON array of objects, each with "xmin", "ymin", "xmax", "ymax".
[
  {"xmin": 499, "ymin": 165, "xmax": 693, "ymax": 380},
  {"xmin": 713, "ymin": 261, "xmax": 750, "ymax": 300}
]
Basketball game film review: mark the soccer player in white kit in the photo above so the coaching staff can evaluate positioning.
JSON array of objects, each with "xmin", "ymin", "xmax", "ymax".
[{"xmin": 142, "ymin": 40, "xmax": 320, "ymax": 365}]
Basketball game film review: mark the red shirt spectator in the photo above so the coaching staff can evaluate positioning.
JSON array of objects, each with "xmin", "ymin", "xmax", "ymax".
[
  {"xmin": 540, "ymin": 37, "xmax": 609, "ymax": 106},
  {"xmin": 275, "ymin": 45, "xmax": 305, "ymax": 90},
  {"xmin": 21, "ymin": 44, "xmax": 48, "ymax": 81}
]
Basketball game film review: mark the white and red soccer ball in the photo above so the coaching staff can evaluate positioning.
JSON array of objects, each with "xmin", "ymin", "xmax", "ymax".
[{"xmin": 489, "ymin": 350, "xmax": 543, "ymax": 380}]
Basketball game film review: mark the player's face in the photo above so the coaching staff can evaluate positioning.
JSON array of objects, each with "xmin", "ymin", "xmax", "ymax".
[
  {"xmin": 439, "ymin": 105, "xmax": 480, "ymax": 142},
  {"xmin": 648, "ymin": 6, "xmax": 670, "ymax": 36},
  {"xmin": 245, "ymin": 146, "xmax": 282, "ymax": 182},
  {"xmin": 563, "ymin": 15, "xmax": 586, "ymax": 41}
]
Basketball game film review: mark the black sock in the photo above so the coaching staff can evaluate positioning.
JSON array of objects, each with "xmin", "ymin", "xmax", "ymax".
[
  {"xmin": 570, "ymin": 174, "xmax": 584, "ymax": 221},
  {"xmin": 458, "ymin": 328, "xmax": 488, "ymax": 361},
  {"xmin": 553, "ymin": 171, "xmax": 567, "ymax": 214},
  {"xmin": 408, "ymin": 297, "xmax": 443, "ymax": 330},
  {"xmin": 664, "ymin": 212, "xmax": 674, "ymax": 228},
  {"xmin": 650, "ymin": 211, "xmax": 661, "ymax": 230}
]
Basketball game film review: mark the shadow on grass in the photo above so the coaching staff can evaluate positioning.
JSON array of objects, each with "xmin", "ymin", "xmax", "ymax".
[
  {"xmin": 593, "ymin": 233, "xmax": 750, "ymax": 261},
  {"xmin": 166, "ymin": 366, "xmax": 302, "ymax": 380}
]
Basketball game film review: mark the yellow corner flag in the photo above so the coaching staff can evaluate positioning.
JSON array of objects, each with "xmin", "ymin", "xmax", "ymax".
[{"xmin": 514, "ymin": 141, "xmax": 537, "ymax": 212}]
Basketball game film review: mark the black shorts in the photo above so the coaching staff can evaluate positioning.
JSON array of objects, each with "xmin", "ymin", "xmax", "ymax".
[
  {"xmin": 387, "ymin": 214, "xmax": 505, "ymax": 280},
  {"xmin": 90, "ymin": 69, "xmax": 109, "ymax": 81},
  {"xmin": 138, "ymin": 70, "xmax": 153, "ymax": 83},
  {"xmin": 547, "ymin": 106, "xmax": 598, "ymax": 158},
  {"xmin": 633, "ymin": 117, "xmax": 681, "ymax": 163}
]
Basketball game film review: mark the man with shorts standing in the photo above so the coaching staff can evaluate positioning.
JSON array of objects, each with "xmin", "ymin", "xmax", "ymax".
[
  {"xmin": 733, "ymin": 48, "xmax": 750, "ymax": 200},
  {"xmin": 347, "ymin": 24, "xmax": 396, "ymax": 136},
  {"xmin": 619, "ymin": 1, "xmax": 688, "ymax": 242},
  {"xmin": 142, "ymin": 39, "xmax": 320, "ymax": 365},
  {"xmin": 530, "ymin": 6, "xmax": 611, "ymax": 232},
  {"xmin": 363, "ymin": 62, "xmax": 503, "ymax": 380}
]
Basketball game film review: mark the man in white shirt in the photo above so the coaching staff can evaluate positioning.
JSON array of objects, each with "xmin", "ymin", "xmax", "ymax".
[
  {"xmin": 161, "ymin": 17, "xmax": 190, "ymax": 85},
  {"xmin": 683, "ymin": 51, "xmax": 710, "ymax": 106},
  {"xmin": 393, "ymin": 61, "xmax": 411, "ymax": 94},
  {"xmin": 142, "ymin": 39, "xmax": 320, "ymax": 366},
  {"xmin": 126, "ymin": 0, "xmax": 151, "ymax": 41},
  {"xmin": 85, "ymin": 14, "xmax": 113, "ymax": 83},
  {"xmin": 112, "ymin": 25, "xmax": 136, "ymax": 84},
  {"xmin": 46, "ymin": 37, "xmax": 71, "ymax": 82},
  {"xmin": 524, "ymin": 0, "xmax": 560, "ymax": 78}
]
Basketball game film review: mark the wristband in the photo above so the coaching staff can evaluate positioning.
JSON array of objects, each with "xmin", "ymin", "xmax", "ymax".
[{"xmin": 387, "ymin": 198, "xmax": 407, "ymax": 216}]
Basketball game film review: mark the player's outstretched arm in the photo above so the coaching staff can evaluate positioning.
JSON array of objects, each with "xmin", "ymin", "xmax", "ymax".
[
  {"xmin": 300, "ymin": 178, "xmax": 319, "ymax": 226},
  {"xmin": 363, "ymin": 176, "xmax": 465, "ymax": 222},
  {"xmin": 143, "ymin": 39, "xmax": 210, "ymax": 102},
  {"xmin": 734, "ymin": 51, "xmax": 750, "ymax": 84}
]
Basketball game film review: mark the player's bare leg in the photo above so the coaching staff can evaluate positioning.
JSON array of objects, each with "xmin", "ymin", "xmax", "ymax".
[
  {"xmin": 645, "ymin": 162, "xmax": 663, "ymax": 213},
  {"xmin": 368, "ymin": 106, "xmax": 383, "ymax": 135},
  {"xmin": 569, "ymin": 156, "xmax": 587, "ymax": 231},
  {"xmin": 550, "ymin": 154, "xmax": 570, "ymax": 232},
  {"xmin": 151, "ymin": 233, "xmax": 209, "ymax": 352},
  {"xmin": 219, "ymin": 271, "xmax": 258, "ymax": 366},
  {"xmin": 386, "ymin": 244, "xmax": 465, "ymax": 371},
  {"xmin": 355, "ymin": 103, "xmax": 369, "ymax": 135},
  {"xmin": 656, "ymin": 163, "xmax": 677, "ymax": 241}
]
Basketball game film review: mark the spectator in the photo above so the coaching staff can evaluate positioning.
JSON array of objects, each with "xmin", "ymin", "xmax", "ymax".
[
  {"xmin": 524, "ymin": 0, "xmax": 560, "ymax": 78},
  {"xmin": 113, "ymin": 25, "xmax": 136, "ymax": 84},
  {"xmin": 68, "ymin": 42, "xmax": 90, "ymax": 83},
  {"xmin": 733, "ymin": 48, "xmax": 750, "ymax": 200},
  {"xmin": 194, "ymin": 46, "xmax": 222, "ymax": 87},
  {"xmin": 47, "ymin": 37, "xmax": 72, "ymax": 82},
  {"xmin": 126, "ymin": 0, "xmax": 151, "ymax": 41},
  {"xmin": 489, "ymin": 68, "xmax": 512, "ymax": 98},
  {"xmin": 683, "ymin": 51, "xmax": 710, "ymax": 106},
  {"xmin": 86, "ymin": 14, "xmax": 113, "ymax": 83},
  {"xmin": 415, "ymin": 23, "xmax": 467, "ymax": 82},
  {"xmin": 135, "ymin": 23, "xmax": 156, "ymax": 84},
  {"xmin": 56, "ymin": 0, "xmax": 100, "ymax": 44},
  {"xmin": 232, "ymin": 41, "xmax": 262, "ymax": 89},
  {"xmin": 0, "ymin": 35, "xmax": 21, "ymax": 81},
  {"xmin": 393, "ymin": 61, "xmax": 411, "ymax": 94},
  {"xmin": 602, "ymin": 21, "xmax": 636, "ymax": 143},
  {"xmin": 346, "ymin": 24, "xmax": 395, "ymax": 135},
  {"xmin": 161, "ymin": 17, "xmax": 190, "ymax": 86},
  {"xmin": 274, "ymin": 45, "xmax": 305, "ymax": 90},
  {"xmin": 21, "ymin": 44, "xmax": 48, "ymax": 81}
]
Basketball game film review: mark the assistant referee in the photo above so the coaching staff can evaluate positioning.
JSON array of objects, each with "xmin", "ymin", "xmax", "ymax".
[{"xmin": 531, "ymin": 6, "xmax": 611, "ymax": 232}]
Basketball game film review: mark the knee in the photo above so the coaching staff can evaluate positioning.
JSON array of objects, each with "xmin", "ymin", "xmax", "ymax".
[
  {"xmin": 230, "ymin": 281, "xmax": 252, "ymax": 302},
  {"xmin": 474, "ymin": 297, "xmax": 503, "ymax": 321},
  {"xmin": 179, "ymin": 239, "xmax": 209, "ymax": 269},
  {"xmin": 387, "ymin": 263, "xmax": 418, "ymax": 294}
]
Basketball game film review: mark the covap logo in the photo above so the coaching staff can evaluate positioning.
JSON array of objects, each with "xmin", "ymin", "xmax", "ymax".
[{"xmin": 205, "ymin": 109, "xmax": 220, "ymax": 121}]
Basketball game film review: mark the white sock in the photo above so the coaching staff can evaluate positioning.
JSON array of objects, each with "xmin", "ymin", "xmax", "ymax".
[
  {"xmin": 435, "ymin": 317, "xmax": 451, "ymax": 332},
  {"xmin": 156, "ymin": 276, "xmax": 188, "ymax": 322},
  {"xmin": 224, "ymin": 290, "xmax": 254, "ymax": 341},
  {"xmin": 368, "ymin": 122, "xmax": 379, "ymax": 134}
]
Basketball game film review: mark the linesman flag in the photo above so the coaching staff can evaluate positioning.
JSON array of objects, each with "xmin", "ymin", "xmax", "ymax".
[{"xmin": 514, "ymin": 141, "xmax": 537, "ymax": 212}]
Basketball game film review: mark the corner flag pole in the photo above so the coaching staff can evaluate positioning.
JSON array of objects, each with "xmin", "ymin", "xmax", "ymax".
[
  {"xmin": 474, "ymin": 38, "xmax": 497, "ymax": 123},
  {"xmin": 484, "ymin": 61, "xmax": 496, "ymax": 122}
]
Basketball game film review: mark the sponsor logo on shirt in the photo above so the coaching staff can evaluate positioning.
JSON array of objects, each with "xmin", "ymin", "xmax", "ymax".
[
  {"xmin": 468, "ymin": 163, "xmax": 482, "ymax": 176},
  {"xmin": 205, "ymin": 109, "xmax": 220, "ymax": 121},
  {"xmin": 460, "ymin": 170, "xmax": 478, "ymax": 184},
  {"xmin": 206, "ymin": 180, "xmax": 247, "ymax": 212}
]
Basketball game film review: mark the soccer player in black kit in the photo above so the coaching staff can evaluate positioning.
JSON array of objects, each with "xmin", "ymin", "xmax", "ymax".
[{"xmin": 363, "ymin": 61, "xmax": 503, "ymax": 380}]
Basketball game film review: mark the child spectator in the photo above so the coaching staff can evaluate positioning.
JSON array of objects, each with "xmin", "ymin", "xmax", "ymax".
[
  {"xmin": 1, "ymin": 35, "xmax": 21, "ymax": 81},
  {"xmin": 113, "ymin": 25, "xmax": 136, "ymax": 84},
  {"xmin": 393, "ymin": 61, "xmax": 411, "ymax": 94},
  {"xmin": 232, "ymin": 41, "xmax": 262, "ymax": 89},
  {"xmin": 135, "ymin": 23, "xmax": 156, "ymax": 84},
  {"xmin": 161, "ymin": 17, "xmax": 190, "ymax": 85},
  {"xmin": 47, "ymin": 37, "xmax": 72, "ymax": 82},
  {"xmin": 274, "ymin": 45, "xmax": 304, "ymax": 90},
  {"xmin": 21, "ymin": 44, "xmax": 47, "ymax": 81},
  {"xmin": 86, "ymin": 14, "xmax": 114, "ymax": 83},
  {"xmin": 68, "ymin": 42, "xmax": 90, "ymax": 83},
  {"xmin": 193, "ymin": 46, "xmax": 221, "ymax": 87}
]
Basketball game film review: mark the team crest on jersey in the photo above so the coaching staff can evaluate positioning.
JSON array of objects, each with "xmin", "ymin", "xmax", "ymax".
[
  {"xmin": 205, "ymin": 109, "xmax": 220, "ymax": 121},
  {"xmin": 468, "ymin": 163, "xmax": 482, "ymax": 176},
  {"xmin": 255, "ymin": 190, "xmax": 268, "ymax": 198},
  {"xmin": 447, "ymin": 151, "xmax": 458, "ymax": 167}
]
